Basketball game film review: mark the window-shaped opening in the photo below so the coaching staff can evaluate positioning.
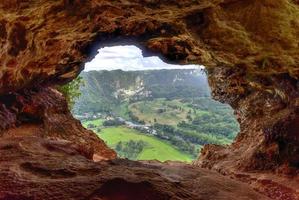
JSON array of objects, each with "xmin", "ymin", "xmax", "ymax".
[{"xmin": 72, "ymin": 45, "xmax": 240, "ymax": 163}]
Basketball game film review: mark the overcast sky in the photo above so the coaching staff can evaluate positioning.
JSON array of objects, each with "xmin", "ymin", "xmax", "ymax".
[{"xmin": 84, "ymin": 45, "xmax": 201, "ymax": 71}]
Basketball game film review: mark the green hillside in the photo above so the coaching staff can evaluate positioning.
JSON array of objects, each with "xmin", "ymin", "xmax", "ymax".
[
  {"xmin": 73, "ymin": 69, "xmax": 209, "ymax": 114},
  {"xmin": 129, "ymin": 98, "xmax": 205, "ymax": 126},
  {"xmin": 129, "ymin": 98, "xmax": 239, "ymax": 141}
]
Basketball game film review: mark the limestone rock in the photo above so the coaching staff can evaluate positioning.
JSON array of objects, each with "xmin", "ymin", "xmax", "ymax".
[
  {"xmin": 0, "ymin": 136, "xmax": 269, "ymax": 200},
  {"xmin": 0, "ymin": 86, "xmax": 116, "ymax": 160}
]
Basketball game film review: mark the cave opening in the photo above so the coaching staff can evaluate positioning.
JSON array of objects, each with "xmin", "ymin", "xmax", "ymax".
[
  {"xmin": 71, "ymin": 44, "xmax": 240, "ymax": 163},
  {"xmin": 1, "ymin": 0, "xmax": 299, "ymax": 198}
]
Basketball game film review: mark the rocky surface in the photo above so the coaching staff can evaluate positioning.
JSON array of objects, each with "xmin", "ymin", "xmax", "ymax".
[
  {"xmin": 0, "ymin": 136, "xmax": 269, "ymax": 200},
  {"xmin": 0, "ymin": 0, "xmax": 299, "ymax": 199},
  {"xmin": 1, "ymin": 0, "xmax": 297, "ymax": 95},
  {"xmin": 0, "ymin": 86, "xmax": 116, "ymax": 160}
]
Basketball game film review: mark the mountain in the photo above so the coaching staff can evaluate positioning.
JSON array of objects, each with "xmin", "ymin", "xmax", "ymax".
[{"xmin": 73, "ymin": 69, "xmax": 210, "ymax": 114}]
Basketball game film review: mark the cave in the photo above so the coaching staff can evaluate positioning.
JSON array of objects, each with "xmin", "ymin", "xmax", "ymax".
[{"xmin": 0, "ymin": 0, "xmax": 298, "ymax": 199}]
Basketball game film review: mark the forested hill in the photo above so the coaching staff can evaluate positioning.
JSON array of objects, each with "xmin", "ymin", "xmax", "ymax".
[{"xmin": 73, "ymin": 69, "xmax": 209, "ymax": 114}]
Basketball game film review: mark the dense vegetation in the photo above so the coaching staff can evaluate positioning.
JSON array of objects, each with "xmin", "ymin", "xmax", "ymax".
[
  {"xmin": 76, "ymin": 69, "xmax": 239, "ymax": 161},
  {"xmin": 128, "ymin": 98, "xmax": 237, "ymax": 156}
]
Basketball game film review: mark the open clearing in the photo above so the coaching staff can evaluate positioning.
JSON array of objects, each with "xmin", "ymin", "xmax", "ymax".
[{"xmin": 97, "ymin": 126, "xmax": 193, "ymax": 162}]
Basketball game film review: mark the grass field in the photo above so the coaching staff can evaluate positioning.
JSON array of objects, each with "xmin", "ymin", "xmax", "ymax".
[
  {"xmin": 97, "ymin": 126, "xmax": 193, "ymax": 162},
  {"xmin": 129, "ymin": 98, "xmax": 208, "ymax": 126},
  {"xmin": 82, "ymin": 119, "xmax": 104, "ymax": 127}
]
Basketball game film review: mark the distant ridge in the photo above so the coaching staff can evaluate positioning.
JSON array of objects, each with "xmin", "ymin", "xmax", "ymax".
[{"xmin": 73, "ymin": 69, "xmax": 210, "ymax": 114}]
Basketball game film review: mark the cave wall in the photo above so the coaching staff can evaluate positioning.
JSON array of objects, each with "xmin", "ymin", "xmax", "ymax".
[
  {"xmin": 0, "ymin": 0, "xmax": 299, "ymax": 176},
  {"xmin": 0, "ymin": 86, "xmax": 116, "ymax": 160}
]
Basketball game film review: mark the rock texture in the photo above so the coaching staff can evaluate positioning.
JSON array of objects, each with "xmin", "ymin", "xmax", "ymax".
[
  {"xmin": 0, "ymin": 86, "xmax": 116, "ymax": 160},
  {"xmin": 0, "ymin": 0, "xmax": 299, "ymax": 199},
  {"xmin": 0, "ymin": 136, "xmax": 269, "ymax": 200},
  {"xmin": 0, "ymin": 0, "xmax": 295, "ymax": 95}
]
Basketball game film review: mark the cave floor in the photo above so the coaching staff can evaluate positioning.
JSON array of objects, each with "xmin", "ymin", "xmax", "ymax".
[{"xmin": 0, "ymin": 136, "xmax": 269, "ymax": 200}]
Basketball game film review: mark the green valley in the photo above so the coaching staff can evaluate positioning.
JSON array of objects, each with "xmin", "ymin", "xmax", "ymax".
[{"xmin": 76, "ymin": 69, "xmax": 239, "ymax": 162}]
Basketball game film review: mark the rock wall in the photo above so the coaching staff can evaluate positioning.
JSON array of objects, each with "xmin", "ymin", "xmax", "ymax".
[
  {"xmin": 0, "ymin": 0, "xmax": 299, "ymax": 199},
  {"xmin": 198, "ymin": 69, "xmax": 299, "ymax": 173},
  {"xmin": 195, "ymin": 0, "xmax": 299, "ymax": 175},
  {"xmin": 0, "ymin": 86, "xmax": 116, "ymax": 160}
]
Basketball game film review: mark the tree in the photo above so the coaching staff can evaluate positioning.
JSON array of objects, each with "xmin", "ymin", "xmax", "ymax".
[
  {"xmin": 87, "ymin": 124, "xmax": 95, "ymax": 129},
  {"xmin": 186, "ymin": 115, "xmax": 192, "ymax": 121},
  {"xmin": 57, "ymin": 76, "xmax": 84, "ymax": 110},
  {"xmin": 103, "ymin": 119, "xmax": 125, "ymax": 126},
  {"xmin": 116, "ymin": 142, "xmax": 123, "ymax": 152}
]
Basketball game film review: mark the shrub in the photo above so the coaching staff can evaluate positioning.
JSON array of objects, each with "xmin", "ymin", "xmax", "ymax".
[{"xmin": 57, "ymin": 77, "xmax": 84, "ymax": 110}]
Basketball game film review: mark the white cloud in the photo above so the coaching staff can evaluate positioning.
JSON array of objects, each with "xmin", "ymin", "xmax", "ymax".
[{"xmin": 84, "ymin": 45, "xmax": 202, "ymax": 71}]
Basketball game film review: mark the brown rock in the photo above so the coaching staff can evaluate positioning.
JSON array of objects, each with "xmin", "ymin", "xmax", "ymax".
[
  {"xmin": 0, "ymin": 136, "xmax": 269, "ymax": 200},
  {"xmin": 0, "ymin": 86, "xmax": 116, "ymax": 160}
]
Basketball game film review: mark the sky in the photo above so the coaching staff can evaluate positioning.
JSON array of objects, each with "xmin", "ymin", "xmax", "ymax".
[{"xmin": 84, "ymin": 45, "xmax": 202, "ymax": 71}]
